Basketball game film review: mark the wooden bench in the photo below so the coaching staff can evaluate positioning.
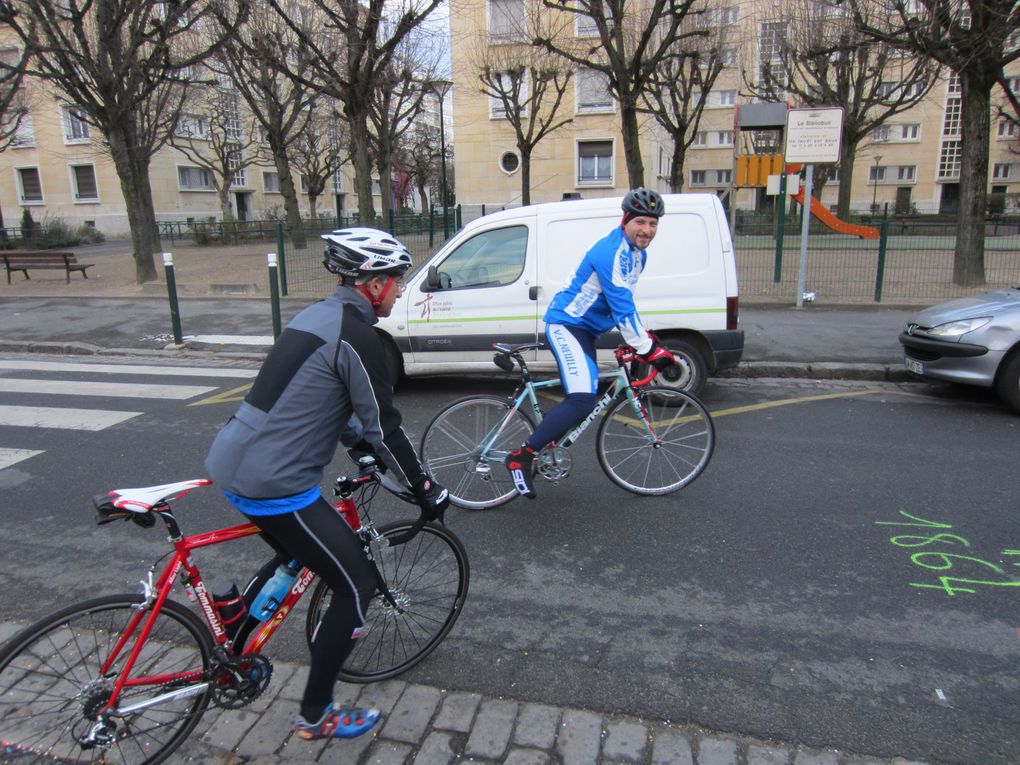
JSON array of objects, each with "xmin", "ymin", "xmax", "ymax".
[{"xmin": 2, "ymin": 250, "xmax": 94, "ymax": 284}]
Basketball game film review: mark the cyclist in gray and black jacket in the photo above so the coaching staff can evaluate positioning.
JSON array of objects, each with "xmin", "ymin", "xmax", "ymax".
[{"xmin": 204, "ymin": 228, "xmax": 448, "ymax": 741}]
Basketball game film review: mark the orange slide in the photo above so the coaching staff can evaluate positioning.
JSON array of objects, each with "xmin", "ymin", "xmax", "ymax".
[{"xmin": 791, "ymin": 188, "xmax": 880, "ymax": 240}]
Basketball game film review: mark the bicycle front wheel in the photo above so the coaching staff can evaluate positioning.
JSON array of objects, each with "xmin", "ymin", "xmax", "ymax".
[
  {"xmin": 0, "ymin": 594, "xmax": 214, "ymax": 765},
  {"xmin": 596, "ymin": 388, "xmax": 715, "ymax": 495},
  {"xmin": 306, "ymin": 521, "xmax": 469, "ymax": 683},
  {"xmin": 420, "ymin": 394, "xmax": 535, "ymax": 510}
]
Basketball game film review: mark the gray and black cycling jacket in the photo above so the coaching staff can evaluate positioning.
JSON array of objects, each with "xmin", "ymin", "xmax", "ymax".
[{"xmin": 204, "ymin": 285, "xmax": 423, "ymax": 499}]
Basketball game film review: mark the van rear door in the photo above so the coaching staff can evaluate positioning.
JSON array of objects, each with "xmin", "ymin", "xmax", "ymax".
[{"xmin": 408, "ymin": 223, "xmax": 540, "ymax": 363}]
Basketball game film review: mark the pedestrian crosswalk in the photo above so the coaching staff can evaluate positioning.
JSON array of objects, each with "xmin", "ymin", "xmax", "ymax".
[{"xmin": 0, "ymin": 358, "xmax": 257, "ymax": 469}]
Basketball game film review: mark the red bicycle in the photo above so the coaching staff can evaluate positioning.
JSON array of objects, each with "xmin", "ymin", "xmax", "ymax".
[{"xmin": 0, "ymin": 457, "xmax": 469, "ymax": 765}]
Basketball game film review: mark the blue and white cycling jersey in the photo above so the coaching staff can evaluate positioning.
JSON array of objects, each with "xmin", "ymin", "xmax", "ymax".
[{"xmin": 543, "ymin": 226, "xmax": 653, "ymax": 354}]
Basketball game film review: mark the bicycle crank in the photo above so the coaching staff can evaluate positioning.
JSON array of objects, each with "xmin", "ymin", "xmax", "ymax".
[
  {"xmin": 536, "ymin": 445, "xmax": 571, "ymax": 481},
  {"xmin": 212, "ymin": 653, "xmax": 273, "ymax": 709}
]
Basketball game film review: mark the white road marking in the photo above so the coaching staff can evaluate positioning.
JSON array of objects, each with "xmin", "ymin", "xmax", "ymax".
[
  {"xmin": 0, "ymin": 360, "xmax": 257, "ymax": 378},
  {"xmin": 186, "ymin": 334, "xmax": 274, "ymax": 346},
  {"xmin": 0, "ymin": 406, "xmax": 140, "ymax": 431},
  {"xmin": 0, "ymin": 448, "xmax": 44, "ymax": 469},
  {"xmin": 0, "ymin": 379, "xmax": 214, "ymax": 400}
]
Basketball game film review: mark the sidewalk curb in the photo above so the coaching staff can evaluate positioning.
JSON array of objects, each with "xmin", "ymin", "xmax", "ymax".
[{"xmin": 0, "ymin": 339, "xmax": 913, "ymax": 383}]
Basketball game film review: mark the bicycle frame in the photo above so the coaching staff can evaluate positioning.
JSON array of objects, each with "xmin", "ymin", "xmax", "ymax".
[
  {"xmin": 484, "ymin": 360, "xmax": 656, "ymax": 459},
  {"xmin": 97, "ymin": 494, "xmax": 365, "ymax": 717}
]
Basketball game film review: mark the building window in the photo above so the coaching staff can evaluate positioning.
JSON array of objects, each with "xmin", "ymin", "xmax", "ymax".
[
  {"xmin": 993, "ymin": 163, "xmax": 1013, "ymax": 180},
  {"xmin": 715, "ymin": 168, "xmax": 732, "ymax": 184},
  {"xmin": 943, "ymin": 97, "xmax": 961, "ymax": 137},
  {"xmin": 61, "ymin": 105, "xmax": 90, "ymax": 143},
  {"xmin": 332, "ymin": 168, "xmax": 344, "ymax": 193},
  {"xmin": 758, "ymin": 21, "xmax": 787, "ymax": 87},
  {"xmin": 70, "ymin": 164, "xmax": 98, "ymax": 201},
  {"xmin": 175, "ymin": 114, "xmax": 209, "ymax": 139},
  {"xmin": 690, "ymin": 170, "xmax": 706, "ymax": 186},
  {"xmin": 488, "ymin": 0, "xmax": 526, "ymax": 42},
  {"xmin": 937, "ymin": 140, "xmax": 961, "ymax": 180},
  {"xmin": 577, "ymin": 140, "xmax": 613, "ymax": 185},
  {"xmin": 500, "ymin": 151, "xmax": 520, "ymax": 174},
  {"xmin": 897, "ymin": 165, "xmax": 916, "ymax": 182},
  {"xmin": 997, "ymin": 119, "xmax": 1019, "ymax": 139},
  {"xmin": 872, "ymin": 125, "xmax": 890, "ymax": 142},
  {"xmin": 720, "ymin": 49, "xmax": 738, "ymax": 67},
  {"xmin": 577, "ymin": 69, "xmax": 613, "ymax": 113},
  {"xmin": 717, "ymin": 130, "xmax": 733, "ymax": 146},
  {"xmin": 869, "ymin": 165, "xmax": 886, "ymax": 183},
  {"xmin": 263, "ymin": 171, "xmax": 280, "ymax": 193},
  {"xmin": 714, "ymin": 90, "xmax": 736, "ymax": 107},
  {"xmin": 227, "ymin": 144, "xmax": 246, "ymax": 188},
  {"xmin": 16, "ymin": 167, "xmax": 42, "ymax": 203},
  {"xmin": 576, "ymin": 2, "xmax": 607, "ymax": 36},
  {"xmin": 178, "ymin": 165, "xmax": 215, "ymax": 191},
  {"xmin": 693, "ymin": 131, "xmax": 707, "ymax": 147},
  {"xmin": 901, "ymin": 123, "xmax": 920, "ymax": 140}
]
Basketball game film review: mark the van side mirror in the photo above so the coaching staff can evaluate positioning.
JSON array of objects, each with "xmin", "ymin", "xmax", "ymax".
[{"xmin": 425, "ymin": 265, "xmax": 452, "ymax": 291}]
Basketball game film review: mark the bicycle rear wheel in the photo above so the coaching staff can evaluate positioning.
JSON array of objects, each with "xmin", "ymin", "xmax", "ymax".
[
  {"xmin": 0, "ymin": 594, "xmax": 213, "ymax": 765},
  {"xmin": 596, "ymin": 387, "xmax": 715, "ymax": 495},
  {"xmin": 306, "ymin": 521, "xmax": 469, "ymax": 682},
  {"xmin": 420, "ymin": 394, "xmax": 535, "ymax": 510}
]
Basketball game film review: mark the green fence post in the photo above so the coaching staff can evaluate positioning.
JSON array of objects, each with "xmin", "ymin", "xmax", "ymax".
[
  {"xmin": 429, "ymin": 205, "xmax": 435, "ymax": 249},
  {"xmin": 773, "ymin": 173, "xmax": 787, "ymax": 283},
  {"xmin": 268, "ymin": 253, "xmax": 282, "ymax": 339},
  {"xmin": 874, "ymin": 215, "xmax": 889, "ymax": 303},
  {"xmin": 276, "ymin": 222, "xmax": 288, "ymax": 296},
  {"xmin": 456, "ymin": 204, "xmax": 462, "ymax": 230}
]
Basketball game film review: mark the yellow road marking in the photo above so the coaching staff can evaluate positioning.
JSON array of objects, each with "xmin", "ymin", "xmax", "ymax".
[{"xmin": 188, "ymin": 382, "xmax": 253, "ymax": 407}]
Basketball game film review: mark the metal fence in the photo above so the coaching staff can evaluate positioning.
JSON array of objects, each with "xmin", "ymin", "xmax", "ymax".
[
  {"xmin": 165, "ymin": 208, "xmax": 1020, "ymax": 304},
  {"xmin": 735, "ymin": 212, "xmax": 1020, "ymax": 305}
]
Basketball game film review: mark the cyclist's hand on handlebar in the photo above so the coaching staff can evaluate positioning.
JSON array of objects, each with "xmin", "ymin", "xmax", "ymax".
[
  {"xmin": 347, "ymin": 440, "xmax": 386, "ymax": 473},
  {"xmin": 412, "ymin": 474, "xmax": 449, "ymax": 522},
  {"xmin": 640, "ymin": 342, "xmax": 677, "ymax": 373}
]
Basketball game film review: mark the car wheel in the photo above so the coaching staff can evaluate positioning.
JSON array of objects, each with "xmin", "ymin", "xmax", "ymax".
[
  {"xmin": 633, "ymin": 336, "xmax": 708, "ymax": 396},
  {"xmin": 995, "ymin": 350, "xmax": 1020, "ymax": 414}
]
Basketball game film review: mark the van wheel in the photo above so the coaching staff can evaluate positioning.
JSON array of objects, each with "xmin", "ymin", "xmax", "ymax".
[
  {"xmin": 995, "ymin": 350, "xmax": 1020, "ymax": 414},
  {"xmin": 634, "ymin": 336, "xmax": 708, "ymax": 396}
]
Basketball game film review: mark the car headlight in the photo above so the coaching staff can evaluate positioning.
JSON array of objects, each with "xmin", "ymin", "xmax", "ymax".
[{"xmin": 927, "ymin": 317, "xmax": 992, "ymax": 337}]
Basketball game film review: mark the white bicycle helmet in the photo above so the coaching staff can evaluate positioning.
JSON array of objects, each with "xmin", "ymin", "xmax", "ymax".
[{"xmin": 322, "ymin": 227, "xmax": 413, "ymax": 280}]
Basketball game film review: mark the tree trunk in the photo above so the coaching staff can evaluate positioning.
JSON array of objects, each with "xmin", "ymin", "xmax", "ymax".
[
  {"xmin": 620, "ymin": 102, "xmax": 645, "ymax": 188},
  {"xmin": 836, "ymin": 142, "xmax": 857, "ymax": 220},
  {"xmin": 520, "ymin": 148, "xmax": 531, "ymax": 206},
  {"xmin": 417, "ymin": 182, "xmax": 428, "ymax": 213},
  {"xmin": 309, "ymin": 194, "xmax": 319, "ymax": 220},
  {"xmin": 376, "ymin": 151, "xmax": 392, "ymax": 227},
  {"xmin": 271, "ymin": 143, "xmax": 306, "ymax": 248},
  {"xmin": 106, "ymin": 124, "xmax": 159, "ymax": 283},
  {"xmin": 218, "ymin": 187, "xmax": 233, "ymax": 220},
  {"xmin": 350, "ymin": 114, "xmax": 376, "ymax": 224},
  {"xmin": 954, "ymin": 76, "xmax": 989, "ymax": 286},
  {"xmin": 669, "ymin": 143, "xmax": 685, "ymax": 193}
]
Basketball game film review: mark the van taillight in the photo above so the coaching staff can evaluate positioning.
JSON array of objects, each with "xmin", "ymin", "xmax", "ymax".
[{"xmin": 727, "ymin": 296, "xmax": 739, "ymax": 330}]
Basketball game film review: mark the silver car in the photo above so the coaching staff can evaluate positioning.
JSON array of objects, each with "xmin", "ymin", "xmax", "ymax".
[{"xmin": 899, "ymin": 287, "xmax": 1020, "ymax": 414}]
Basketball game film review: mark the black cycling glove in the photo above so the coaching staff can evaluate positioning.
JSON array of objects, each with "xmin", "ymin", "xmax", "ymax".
[{"xmin": 412, "ymin": 474, "xmax": 450, "ymax": 522}]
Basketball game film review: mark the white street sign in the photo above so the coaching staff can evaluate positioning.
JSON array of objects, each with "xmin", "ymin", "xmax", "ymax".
[{"xmin": 784, "ymin": 107, "xmax": 844, "ymax": 164}]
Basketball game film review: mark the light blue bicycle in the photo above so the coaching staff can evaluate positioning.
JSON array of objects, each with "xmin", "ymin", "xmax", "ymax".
[{"xmin": 419, "ymin": 342, "xmax": 715, "ymax": 509}]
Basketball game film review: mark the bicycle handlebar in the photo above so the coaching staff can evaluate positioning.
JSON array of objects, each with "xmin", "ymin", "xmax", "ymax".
[
  {"xmin": 334, "ymin": 454, "xmax": 435, "ymax": 546},
  {"xmin": 614, "ymin": 345, "xmax": 659, "ymax": 388}
]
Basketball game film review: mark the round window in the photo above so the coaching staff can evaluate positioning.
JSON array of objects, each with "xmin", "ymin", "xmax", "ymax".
[{"xmin": 500, "ymin": 151, "xmax": 521, "ymax": 175}]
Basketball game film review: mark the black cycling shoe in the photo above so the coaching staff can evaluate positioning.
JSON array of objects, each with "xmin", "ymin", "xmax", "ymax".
[{"xmin": 505, "ymin": 446, "xmax": 537, "ymax": 499}]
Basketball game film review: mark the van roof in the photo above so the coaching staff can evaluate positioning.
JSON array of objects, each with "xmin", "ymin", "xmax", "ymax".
[{"xmin": 461, "ymin": 193, "xmax": 723, "ymax": 231}]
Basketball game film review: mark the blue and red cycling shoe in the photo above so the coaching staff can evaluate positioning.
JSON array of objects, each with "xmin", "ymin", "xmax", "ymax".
[{"xmin": 293, "ymin": 703, "xmax": 381, "ymax": 740}]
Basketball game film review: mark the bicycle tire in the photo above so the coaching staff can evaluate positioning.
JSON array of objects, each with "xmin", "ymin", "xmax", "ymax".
[
  {"xmin": 419, "ymin": 394, "xmax": 535, "ymax": 510},
  {"xmin": 305, "ymin": 521, "xmax": 469, "ymax": 682},
  {"xmin": 0, "ymin": 594, "xmax": 214, "ymax": 765},
  {"xmin": 596, "ymin": 387, "xmax": 715, "ymax": 495}
]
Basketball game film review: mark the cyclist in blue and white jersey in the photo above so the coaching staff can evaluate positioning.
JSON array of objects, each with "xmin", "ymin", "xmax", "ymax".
[{"xmin": 504, "ymin": 188, "xmax": 679, "ymax": 499}]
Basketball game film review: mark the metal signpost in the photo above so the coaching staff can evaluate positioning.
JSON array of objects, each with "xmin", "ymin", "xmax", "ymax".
[{"xmin": 784, "ymin": 107, "xmax": 844, "ymax": 308}]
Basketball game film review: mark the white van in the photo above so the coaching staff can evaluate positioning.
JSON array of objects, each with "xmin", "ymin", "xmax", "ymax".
[{"xmin": 376, "ymin": 193, "xmax": 743, "ymax": 394}]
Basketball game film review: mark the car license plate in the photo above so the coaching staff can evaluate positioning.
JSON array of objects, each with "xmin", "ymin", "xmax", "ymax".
[{"xmin": 905, "ymin": 356, "xmax": 923, "ymax": 375}]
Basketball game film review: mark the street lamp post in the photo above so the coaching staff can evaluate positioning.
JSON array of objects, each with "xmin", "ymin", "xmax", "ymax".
[
  {"xmin": 428, "ymin": 79, "xmax": 453, "ymax": 240},
  {"xmin": 872, "ymin": 155, "xmax": 883, "ymax": 215}
]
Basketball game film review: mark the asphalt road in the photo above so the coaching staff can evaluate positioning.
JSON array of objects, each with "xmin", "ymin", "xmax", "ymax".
[{"xmin": 0, "ymin": 355, "xmax": 1017, "ymax": 765}]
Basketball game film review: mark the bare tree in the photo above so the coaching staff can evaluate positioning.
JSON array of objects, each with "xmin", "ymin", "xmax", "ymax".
[
  {"xmin": 0, "ymin": 43, "xmax": 32, "ymax": 232},
  {"xmin": 476, "ymin": 42, "xmax": 573, "ymax": 205},
  {"xmin": 261, "ymin": 0, "xmax": 443, "ymax": 224},
  {"xmin": 399, "ymin": 121, "xmax": 442, "ymax": 212},
  {"xmin": 845, "ymin": 0, "xmax": 1020, "ymax": 286},
  {"xmin": 369, "ymin": 65, "xmax": 426, "ymax": 223},
  {"xmin": 214, "ymin": 5, "xmax": 318, "ymax": 243},
  {"xmin": 746, "ymin": 0, "xmax": 938, "ymax": 218},
  {"xmin": 533, "ymin": 0, "xmax": 704, "ymax": 187},
  {"xmin": 0, "ymin": 0, "xmax": 247, "ymax": 282},
  {"xmin": 170, "ymin": 85, "xmax": 262, "ymax": 220},
  {"xmin": 641, "ymin": 5, "xmax": 730, "ymax": 193},
  {"xmin": 291, "ymin": 103, "xmax": 348, "ymax": 221}
]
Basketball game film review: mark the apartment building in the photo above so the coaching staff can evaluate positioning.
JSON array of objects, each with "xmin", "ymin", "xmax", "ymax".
[{"xmin": 450, "ymin": 0, "xmax": 1020, "ymax": 215}]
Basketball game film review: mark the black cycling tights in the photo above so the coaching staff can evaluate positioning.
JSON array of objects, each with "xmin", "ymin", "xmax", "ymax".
[{"xmin": 240, "ymin": 496, "xmax": 376, "ymax": 720}]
